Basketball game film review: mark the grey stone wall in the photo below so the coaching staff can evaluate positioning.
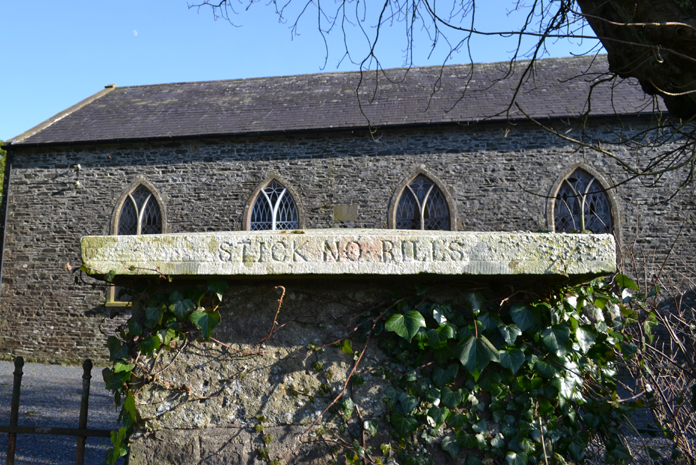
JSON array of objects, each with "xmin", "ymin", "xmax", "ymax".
[
  {"xmin": 117, "ymin": 278, "xmax": 528, "ymax": 465},
  {"xmin": 1, "ymin": 120, "xmax": 694, "ymax": 363}
]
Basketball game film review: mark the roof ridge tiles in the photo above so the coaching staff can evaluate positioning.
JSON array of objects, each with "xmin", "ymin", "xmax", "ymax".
[{"xmin": 111, "ymin": 54, "xmax": 602, "ymax": 90}]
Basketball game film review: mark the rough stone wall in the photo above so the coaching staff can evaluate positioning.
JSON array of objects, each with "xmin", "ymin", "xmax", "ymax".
[
  {"xmin": 1, "ymin": 121, "xmax": 694, "ymax": 363},
  {"xmin": 123, "ymin": 278, "xmax": 506, "ymax": 465}
]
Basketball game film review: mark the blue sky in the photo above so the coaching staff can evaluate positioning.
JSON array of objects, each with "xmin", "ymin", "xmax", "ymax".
[{"xmin": 1, "ymin": 1, "xmax": 599, "ymax": 141}]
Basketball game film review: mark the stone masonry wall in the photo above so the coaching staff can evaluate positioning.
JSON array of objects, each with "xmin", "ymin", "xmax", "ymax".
[
  {"xmin": 122, "ymin": 278, "xmax": 505, "ymax": 465},
  {"xmin": 1, "ymin": 120, "xmax": 694, "ymax": 363}
]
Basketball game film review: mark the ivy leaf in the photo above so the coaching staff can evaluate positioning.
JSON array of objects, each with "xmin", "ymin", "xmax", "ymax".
[
  {"xmin": 621, "ymin": 341, "xmax": 638, "ymax": 359},
  {"xmin": 207, "ymin": 279, "xmax": 229, "ymax": 301},
  {"xmin": 472, "ymin": 419, "xmax": 488, "ymax": 434},
  {"xmin": 464, "ymin": 292, "xmax": 486, "ymax": 315},
  {"xmin": 506, "ymin": 451, "xmax": 529, "ymax": 465},
  {"xmin": 189, "ymin": 310, "xmax": 221, "ymax": 340},
  {"xmin": 107, "ymin": 336, "xmax": 129, "ymax": 361},
  {"xmin": 426, "ymin": 328, "xmax": 441, "ymax": 347},
  {"xmin": 441, "ymin": 387, "xmax": 463, "ymax": 408},
  {"xmin": 437, "ymin": 323, "xmax": 457, "ymax": 340},
  {"xmin": 127, "ymin": 318, "xmax": 142, "ymax": 337},
  {"xmin": 568, "ymin": 436, "xmax": 587, "ymax": 462},
  {"xmin": 432, "ymin": 364, "xmax": 459, "ymax": 387},
  {"xmin": 456, "ymin": 336, "xmax": 500, "ymax": 381},
  {"xmin": 385, "ymin": 311, "xmax": 426, "ymax": 342},
  {"xmin": 450, "ymin": 413, "xmax": 467, "ymax": 429},
  {"xmin": 537, "ymin": 399, "xmax": 553, "ymax": 416},
  {"xmin": 427, "ymin": 406, "xmax": 450, "ymax": 427},
  {"xmin": 103, "ymin": 368, "xmax": 129, "ymax": 392},
  {"xmin": 168, "ymin": 291, "xmax": 184, "ymax": 302},
  {"xmin": 107, "ymin": 427, "xmax": 129, "ymax": 463},
  {"xmin": 363, "ymin": 420, "xmax": 378, "ymax": 437},
  {"xmin": 104, "ymin": 270, "xmax": 116, "ymax": 283},
  {"xmin": 541, "ymin": 325, "xmax": 571, "ymax": 357},
  {"xmin": 441, "ymin": 435, "xmax": 460, "ymax": 460},
  {"xmin": 478, "ymin": 313, "xmax": 500, "ymax": 331},
  {"xmin": 432, "ymin": 345, "xmax": 454, "ymax": 365},
  {"xmin": 114, "ymin": 361, "xmax": 134, "ymax": 374},
  {"xmin": 139, "ymin": 335, "xmax": 161, "ymax": 354},
  {"xmin": 644, "ymin": 313, "xmax": 658, "ymax": 343},
  {"xmin": 499, "ymin": 324, "xmax": 522, "ymax": 346},
  {"xmin": 340, "ymin": 398, "xmax": 355, "ymax": 420},
  {"xmin": 509, "ymin": 305, "xmax": 539, "ymax": 332},
  {"xmin": 615, "ymin": 274, "xmax": 639, "ymax": 290},
  {"xmin": 424, "ymin": 387, "xmax": 441, "ymax": 403},
  {"xmin": 398, "ymin": 394, "xmax": 419, "ymax": 414},
  {"xmin": 169, "ymin": 299, "xmax": 195, "ymax": 320},
  {"xmin": 480, "ymin": 372, "xmax": 501, "ymax": 393},
  {"xmin": 145, "ymin": 306, "xmax": 163, "ymax": 328},
  {"xmin": 389, "ymin": 412, "xmax": 418, "ymax": 437},
  {"xmin": 123, "ymin": 391, "xmax": 137, "ymax": 422},
  {"xmin": 157, "ymin": 328, "xmax": 177, "ymax": 346},
  {"xmin": 499, "ymin": 348, "xmax": 525, "ymax": 374},
  {"xmin": 341, "ymin": 339, "xmax": 353, "ymax": 354},
  {"xmin": 433, "ymin": 307, "xmax": 448, "ymax": 324},
  {"xmin": 491, "ymin": 433, "xmax": 505, "ymax": 449},
  {"xmin": 576, "ymin": 325, "xmax": 598, "ymax": 353},
  {"xmin": 534, "ymin": 359, "xmax": 559, "ymax": 379}
]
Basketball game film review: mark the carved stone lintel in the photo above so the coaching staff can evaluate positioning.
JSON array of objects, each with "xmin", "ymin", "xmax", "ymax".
[{"xmin": 81, "ymin": 229, "xmax": 615, "ymax": 278}]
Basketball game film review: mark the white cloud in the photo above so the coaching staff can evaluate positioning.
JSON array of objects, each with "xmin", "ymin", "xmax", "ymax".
[{"xmin": 133, "ymin": 30, "xmax": 138, "ymax": 37}]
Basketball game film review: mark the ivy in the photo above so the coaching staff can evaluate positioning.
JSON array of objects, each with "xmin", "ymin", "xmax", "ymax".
[
  {"xmin": 98, "ymin": 270, "xmax": 671, "ymax": 464},
  {"xmin": 372, "ymin": 276, "xmax": 643, "ymax": 464},
  {"xmin": 101, "ymin": 278, "xmax": 229, "ymax": 464},
  {"xmin": 385, "ymin": 311, "xmax": 426, "ymax": 342}
]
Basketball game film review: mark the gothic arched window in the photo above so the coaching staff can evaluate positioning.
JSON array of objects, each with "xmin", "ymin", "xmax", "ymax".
[
  {"xmin": 395, "ymin": 175, "xmax": 450, "ymax": 230},
  {"xmin": 554, "ymin": 169, "xmax": 612, "ymax": 234},
  {"xmin": 108, "ymin": 183, "xmax": 164, "ymax": 306},
  {"xmin": 118, "ymin": 185, "xmax": 162, "ymax": 235},
  {"xmin": 249, "ymin": 180, "xmax": 299, "ymax": 231}
]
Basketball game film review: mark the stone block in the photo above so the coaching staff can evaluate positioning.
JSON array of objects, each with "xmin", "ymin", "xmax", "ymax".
[
  {"xmin": 128, "ymin": 430, "xmax": 200, "ymax": 465},
  {"xmin": 80, "ymin": 229, "xmax": 615, "ymax": 278},
  {"xmin": 332, "ymin": 204, "xmax": 358, "ymax": 222}
]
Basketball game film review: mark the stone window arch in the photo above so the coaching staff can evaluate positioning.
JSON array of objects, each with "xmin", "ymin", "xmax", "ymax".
[
  {"xmin": 108, "ymin": 179, "xmax": 167, "ymax": 305},
  {"xmin": 244, "ymin": 176, "xmax": 302, "ymax": 231},
  {"xmin": 389, "ymin": 168, "xmax": 456, "ymax": 231},
  {"xmin": 550, "ymin": 166, "xmax": 616, "ymax": 235},
  {"xmin": 116, "ymin": 185, "xmax": 163, "ymax": 235}
]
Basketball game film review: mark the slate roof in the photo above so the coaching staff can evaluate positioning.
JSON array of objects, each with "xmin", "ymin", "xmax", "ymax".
[{"xmin": 8, "ymin": 55, "xmax": 656, "ymax": 146}]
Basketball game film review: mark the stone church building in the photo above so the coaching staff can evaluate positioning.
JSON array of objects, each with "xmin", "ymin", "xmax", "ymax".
[{"xmin": 1, "ymin": 55, "xmax": 693, "ymax": 364}]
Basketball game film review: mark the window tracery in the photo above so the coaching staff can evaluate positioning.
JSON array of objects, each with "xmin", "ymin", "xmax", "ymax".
[
  {"xmin": 395, "ymin": 175, "xmax": 450, "ymax": 230},
  {"xmin": 554, "ymin": 169, "xmax": 612, "ymax": 234},
  {"xmin": 249, "ymin": 180, "xmax": 299, "ymax": 230},
  {"xmin": 109, "ymin": 183, "xmax": 163, "ymax": 306},
  {"xmin": 118, "ymin": 185, "xmax": 162, "ymax": 235}
]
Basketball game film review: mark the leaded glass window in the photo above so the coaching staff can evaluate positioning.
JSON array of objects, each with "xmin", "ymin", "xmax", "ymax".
[
  {"xmin": 111, "ymin": 184, "xmax": 163, "ymax": 305},
  {"xmin": 396, "ymin": 175, "xmax": 450, "ymax": 230},
  {"xmin": 554, "ymin": 169, "xmax": 612, "ymax": 234},
  {"xmin": 250, "ymin": 181, "xmax": 299, "ymax": 231},
  {"xmin": 118, "ymin": 185, "xmax": 162, "ymax": 235}
]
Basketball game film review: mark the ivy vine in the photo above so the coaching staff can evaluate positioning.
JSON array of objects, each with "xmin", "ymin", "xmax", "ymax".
[
  {"xmin": 101, "ymin": 277, "xmax": 230, "ymax": 463},
  {"xmin": 365, "ymin": 276, "xmax": 641, "ymax": 464},
  {"xmin": 96, "ymin": 270, "xmax": 662, "ymax": 464}
]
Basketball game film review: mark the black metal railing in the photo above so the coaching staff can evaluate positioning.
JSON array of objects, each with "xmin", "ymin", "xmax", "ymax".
[{"xmin": 1, "ymin": 357, "xmax": 113, "ymax": 465}]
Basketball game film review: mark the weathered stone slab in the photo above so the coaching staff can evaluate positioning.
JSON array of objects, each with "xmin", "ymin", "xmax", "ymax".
[{"xmin": 80, "ymin": 229, "xmax": 615, "ymax": 277}]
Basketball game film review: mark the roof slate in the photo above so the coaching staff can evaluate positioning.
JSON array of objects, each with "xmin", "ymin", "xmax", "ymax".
[{"xmin": 10, "ymin": 55, "xmax": 656, "ymax": 146}]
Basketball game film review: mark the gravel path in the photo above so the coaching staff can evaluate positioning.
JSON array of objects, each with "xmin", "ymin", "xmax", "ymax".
[{"xmin": 0, "ymin": 360, "xmax": 122, "ymax": 465}]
